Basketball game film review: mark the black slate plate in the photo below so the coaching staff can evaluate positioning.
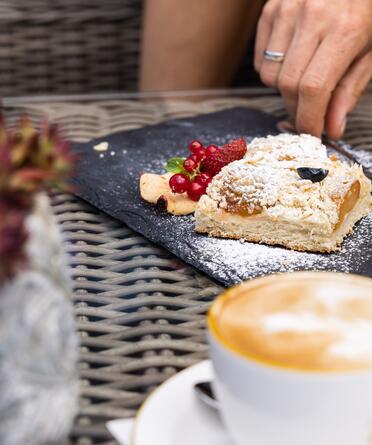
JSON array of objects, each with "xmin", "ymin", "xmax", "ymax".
[{"xmin": 71, "ymin": 107, "xmax": 372, "ymax": 286}]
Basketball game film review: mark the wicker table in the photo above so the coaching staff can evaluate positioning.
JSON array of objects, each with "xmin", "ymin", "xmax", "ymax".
[{"xmin": 2, "ymin": 88, "xmax": 372, "ymax": 445}]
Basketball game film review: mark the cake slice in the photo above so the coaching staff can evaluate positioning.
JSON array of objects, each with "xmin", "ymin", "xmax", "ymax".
[{"xmin": 195, "ymin": 134, "xmax": 372, "ymax": 252}]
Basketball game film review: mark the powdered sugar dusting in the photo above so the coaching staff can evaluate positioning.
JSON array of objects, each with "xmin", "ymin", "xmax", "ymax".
[
  {"xmin": 354, "ymin": 149, "xmax": 372, "ymax": 171},
  {"xmin": 191, "ymin": 212, "xmax": 372, "ymax": 283},
  {"xmin": 247, "ymin": 133, "xmax": 328, "ymax": 165},
  {"xmin": 208, "ymin": 162, "xmax": 282, "ymax": 214}
]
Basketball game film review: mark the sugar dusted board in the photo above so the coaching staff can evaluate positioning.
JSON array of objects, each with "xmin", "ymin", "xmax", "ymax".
[{"xmin": 71, "ymin": 108, "xmax": 372, "ymax": 286}]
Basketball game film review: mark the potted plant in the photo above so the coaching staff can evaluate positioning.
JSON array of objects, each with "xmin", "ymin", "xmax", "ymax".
[{"xmin": 0, "ymin": 116, "xmax": 79, "ymax": 445}]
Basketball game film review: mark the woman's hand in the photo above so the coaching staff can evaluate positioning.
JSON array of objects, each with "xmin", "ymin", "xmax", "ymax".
[{"xmin": 254, "ymin": 0, "xmax": 372, "ymax": 139}]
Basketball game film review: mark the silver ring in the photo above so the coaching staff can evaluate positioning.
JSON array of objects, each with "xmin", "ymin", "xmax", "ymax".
[{"xmin": 263, "ymin": 50, "xmax": 285, "ymax": 63}]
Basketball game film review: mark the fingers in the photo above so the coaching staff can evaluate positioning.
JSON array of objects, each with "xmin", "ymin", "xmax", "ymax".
[
  {"xmin": 277, "ymin": 27, "xmax": 321, "ymax": 118},
  {"xmin": 258, "ymin": 7, "xmax": 297, "ymax": 88},
  {"xmin": 254, "ymin": 0, "xmax": 279, "ymax": 72},
  {"xmin": 256, "ymin": 0, "xmax": 319, "ymax": 119},
  {"xmin": 325, "ymin": 51, "xmax": 372, "ymax": 139},
  {"xmin": 296, "ymin": 31, "xmax": 363, "ymax": 136},
  {"xmin": 255, "ymin": 0, "xmax": 370, "ymax": 138}
]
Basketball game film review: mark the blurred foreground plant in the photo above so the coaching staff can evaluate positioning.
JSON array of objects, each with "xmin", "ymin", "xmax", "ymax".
[{"xmin": 0, "ymin": 116, "xmax": 75, "ymax": 281}]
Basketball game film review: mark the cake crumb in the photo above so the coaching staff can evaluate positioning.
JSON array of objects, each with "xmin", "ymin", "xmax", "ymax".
[{"xmin": 94, "ymin": 142, "xmax": 109, "ymax": 152}]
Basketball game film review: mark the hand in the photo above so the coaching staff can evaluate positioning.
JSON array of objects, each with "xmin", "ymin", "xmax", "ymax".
[{"xmin": 254, "ymin": 0, "xmax": 372, "ymax": 139}]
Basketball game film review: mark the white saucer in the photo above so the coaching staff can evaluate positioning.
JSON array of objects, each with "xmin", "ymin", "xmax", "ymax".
[
  {"xmin": 133, "ymin": 360, "xmax": 232, "ymax": 445},
  {"xmin": 108, "ymin": 360, "xmax": 233, "ymax": 445}
]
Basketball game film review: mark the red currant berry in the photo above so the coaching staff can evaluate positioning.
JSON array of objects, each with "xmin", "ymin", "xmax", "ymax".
[
  {"xmin": 193, "ymin": 147, "xmax": 206, "ymax": 162},
  {"xmin": 183, "ymin": 157, "xmax": 197, "ymax": 172},
  {"xmin": 169, "ymin": 174, "xmax": 191, "ymax": 193},
  {"xmin": 189, "ymin": 140, "xmax": 203, "ymax": 154},
  {"xmin": 194, "ymin": 172, "xmax": 212, "ymax": 186},
  {"xmin": 188, "ymin": 154, "xmax": 199, "ymax": 164},
  {"xmin": 187, "ymin": 181, "xmax": 206, "ymax": 201},
  {"xmin": 205, "ymin": 144, "xmax": 219, "ymax": 157}
]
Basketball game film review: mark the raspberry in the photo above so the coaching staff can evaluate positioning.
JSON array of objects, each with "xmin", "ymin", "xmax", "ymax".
[
  {"xmin": 187, "ymin": 181, "xmax": 206, "ymax": 201},
  {"xmin": 169, "ymin": 174, "xmax": 191, "ymax": 193},
  {"xmin": 201, "ymin": 138, "xmax": 247, "ymax": 176}
]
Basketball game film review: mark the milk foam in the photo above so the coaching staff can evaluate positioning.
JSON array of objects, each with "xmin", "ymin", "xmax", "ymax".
[
  {"xmin": 329, "ymin": 322, "xmax": 372, "ymax": 362},
  {"xmin": 263, "ymin": 312, "xmax": 330, "ymax": 333},
  {"xmin": 314, "ymin": 285, "xmax": 370, "ymax": 309},
  {"xmin": 262, "ymin": 313, "xmax": 372, "ymax": 363}
]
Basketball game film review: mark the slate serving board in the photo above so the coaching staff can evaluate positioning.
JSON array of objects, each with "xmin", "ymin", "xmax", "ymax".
[{"xmin": 71, "ymin": 107, "xmax": 372, "ymax": 287}]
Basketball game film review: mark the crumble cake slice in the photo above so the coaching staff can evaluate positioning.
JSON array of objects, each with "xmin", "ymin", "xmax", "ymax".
[{"xmin": 195, "ymin": 134, "xmax": 372, "ymax": 252}]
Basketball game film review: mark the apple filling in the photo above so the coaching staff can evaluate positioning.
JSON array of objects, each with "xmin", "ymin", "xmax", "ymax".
[{"xmin": 334, "ymin": 180, "xmax": 360, "ymax": 229}]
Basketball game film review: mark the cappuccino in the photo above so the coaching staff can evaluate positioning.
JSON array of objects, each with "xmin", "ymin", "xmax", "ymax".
[{"xmin": 209, "ymin": 272, "xmax": 372, "ymax": 372}]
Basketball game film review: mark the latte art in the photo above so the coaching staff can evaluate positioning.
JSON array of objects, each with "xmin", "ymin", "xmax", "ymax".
[{"xmin": 209, "ymin": 273, "xmax": 372, "ymax": 372}]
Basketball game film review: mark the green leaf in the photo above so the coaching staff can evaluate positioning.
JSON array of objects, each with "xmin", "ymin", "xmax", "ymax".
[{"xmin": 165, "ymin": 157, "xmax": 185, "ymax": 173}]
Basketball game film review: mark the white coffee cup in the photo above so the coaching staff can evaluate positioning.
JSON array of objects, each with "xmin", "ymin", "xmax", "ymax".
[{"xmin": 208, "ymin": 272, "xmax": 372, "ymax": 445}]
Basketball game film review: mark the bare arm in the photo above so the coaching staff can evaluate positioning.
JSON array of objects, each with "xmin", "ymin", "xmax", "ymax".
[{"xmin": 139, "ymin": 0, "xmax": 265, "ymax": 91}]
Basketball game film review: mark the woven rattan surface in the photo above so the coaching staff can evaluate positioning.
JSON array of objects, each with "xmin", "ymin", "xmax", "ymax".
[
  {"xmin": 3, "ymin": 92, "xmax": 372, "ymax": 445},
  {"xmin": 0, "ymin": 0, "xmax": 142, "ymax": 97}
]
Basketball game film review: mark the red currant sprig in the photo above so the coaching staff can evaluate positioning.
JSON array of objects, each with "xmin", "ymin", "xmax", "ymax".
[{"xmin": 165, "ymin": 140, "xmax": 217, "ymax": 201}]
